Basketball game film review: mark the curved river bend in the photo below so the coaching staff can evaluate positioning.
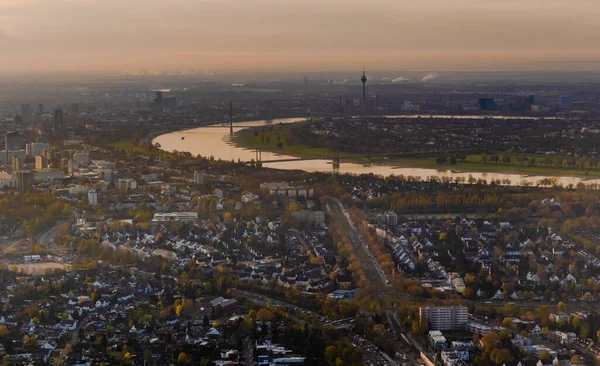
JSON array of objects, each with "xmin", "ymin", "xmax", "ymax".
[{"xmin": 153, "ymin": 117, "xmax": 599, "ymax": 187}]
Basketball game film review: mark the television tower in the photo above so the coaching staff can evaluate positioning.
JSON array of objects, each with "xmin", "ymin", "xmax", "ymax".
[
  {"xmin": 361, "ymin": 68, "xmax": 368, "ymax": 112},
  {"xmin": 229, "ymin": 102, "xmax": 233, "ymax": 135}
]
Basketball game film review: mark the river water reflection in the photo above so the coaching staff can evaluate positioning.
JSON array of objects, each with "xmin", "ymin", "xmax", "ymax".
[{"xmin": 153, "ymin": 117, "xmax": 597, "ymax": 187}]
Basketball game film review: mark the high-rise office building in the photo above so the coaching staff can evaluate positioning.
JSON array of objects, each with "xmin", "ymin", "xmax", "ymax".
[
  {"xmin": 38, "ymin": 104, "xmax": 45, "ymax": 114},
  {"xmin": 16, "ymin": 171, "xmax": 34, "ymax": 191},
  {"xmin": 419, "ymin": 306, "xmax": 468, "ymax": 331},
  {"xmin": 35, "ymin": 155, "xmax": 48, "ymax": 170},
  {"xmin": 478, "ymin": 98, "xmax": 496, "ymax": 111},
  {"xmin": 149, "ymin": 90, "xmax": 176, "ymax": 112},
  {"xmin": 70, "ymin": 102, "xmax": 80, "ymax": 114},
  {"xmin": 54, "ymin": 108, "xmax": 64, "ymax": 129},
  {"xmin": 26, "ymin": 142, "xmax": 50, "ymax": 158},
  {"xmin": 12, "ymin": 156, "xmax": 24, "ymax": 171},
  {"xmin": 20, "ymin": 104, "xmax": 31, "ymax": 124},
  {"xmin": 559, "ymin": 95, "xmax": 572, "ymax": 110},
  {"xmin": 5, "ymin": 132, "xmax": 21, "ymax": 165}
]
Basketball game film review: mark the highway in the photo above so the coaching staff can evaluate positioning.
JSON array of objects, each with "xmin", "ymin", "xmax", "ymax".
[{"xmin": 325, "ymin": 197, "xmax": 391, "ymax": 290}]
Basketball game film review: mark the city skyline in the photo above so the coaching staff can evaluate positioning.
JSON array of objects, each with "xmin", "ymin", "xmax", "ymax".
[{"xmin": 1, "ymin": 0, "xmax": 600, "ymax": 73}]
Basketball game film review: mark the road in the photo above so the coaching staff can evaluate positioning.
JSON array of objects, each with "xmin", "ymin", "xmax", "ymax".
[
  {"xmin": 231, "ymin": 289, "xmax": 321, "ymax": 327},
  {"xmin": 325, "ymin": 197, "xmax": 390, "ymax": 290},
  {"xmin": 36, "ymin": 219, "xmax": 70, "ymax": 247},
  {"xmin": 348, "ymin": 333, "xmax": 399, "ymax": 366},
  {"xmin": 231, "ymin": 289, "xmax": 398, "ymax": 364},
  {"xmin": 243, "ymin": 337, "xmax": 255, "ymax": 366}
]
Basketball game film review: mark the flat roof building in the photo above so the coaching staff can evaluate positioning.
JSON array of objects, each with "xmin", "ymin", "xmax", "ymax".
[{"xmin": 420, "ymin": 306, "xmax": 468, "ymax": 331}]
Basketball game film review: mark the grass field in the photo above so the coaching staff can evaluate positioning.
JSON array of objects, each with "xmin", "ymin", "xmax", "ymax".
[
  {"xmin": 234, "ymin": 128, "xmax": 353, "ymax": 159},
  {"xmin": 109, "ymin": 139, "xmax": 154, "ymax": 154},
  {"xmin": 233, "ymin": 129, "xmax": 599, "ymax": 178}
]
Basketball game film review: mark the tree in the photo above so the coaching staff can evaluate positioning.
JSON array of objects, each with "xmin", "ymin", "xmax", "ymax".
[
  {"xmin": 177, "ymin": 352, "xmax": 188, "ymax": 364},
  {"xmin": 490, "ymin": 348, "xmax": 511, "ymax": 365},
  {"xmin": 557, "ymin": 301, "xmax": 566, "ymax": 312},
  {"xmin": 570, "ymin": 355, "xmax": 581, "ymax": 365},
  {"xmin": 541, "ymin": 327, "xmax": 549, "ymax": 337},
  {"xmin": 23, "ymin": 335, "xmax": 36, "ymax": 347},
  {"xmin": 0, "ymin": 326, "xmax": 7, "ymax": 338},
  {"xmin": 175, "ymin": 304, "xmax": 183, "ymax": 316},
  {"xmin": 324, "ymin": 346, "xmax": 337, "ymax": 364},
  {"xmin": 411, "ymin": 320, "xmax": 420, "ymax": 334},
  {"xmin": 480, "ymin": 333, "xmax": 500, "ymax": 352},
  {"xmin": 257, "ymin": 309, "xmax": 273, "ymax": 323},
  {"xmin": 501, "ymin": 318, "xmax": 513, "ymax": 328},
  {"xmin": 464, "ymin": 273, "xmax": 477, "ymax": 285},
  {"xmin": 572, "ymin": 316, "xmax": 581, "ymax": 329}
]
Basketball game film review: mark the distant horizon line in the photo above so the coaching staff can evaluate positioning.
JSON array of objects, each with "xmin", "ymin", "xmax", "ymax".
[{"xmin": 4, "ymin": 69, "xmax": 600, "ymax": 77}]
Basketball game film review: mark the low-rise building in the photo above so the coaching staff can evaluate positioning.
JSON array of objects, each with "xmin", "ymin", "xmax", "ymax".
[
  {"xmin": 152, "ymin": 212, "xmax": 198, "ymax": 223},
  {"xmin": 429, "ymin": 330, "xmax": 448, "ymax": 350}
]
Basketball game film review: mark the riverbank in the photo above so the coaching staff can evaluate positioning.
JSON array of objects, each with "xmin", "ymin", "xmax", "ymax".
[
  {"xmin": 384, "ymin": 157, "xmax": 600, "ymax": 179},
  {"xmin": 233, "ymin": 128, "xmax": 600, "ymax": 178},
  {"xmin": 232, "ymin": 126, "xmax": 355, "ymax": 159}
]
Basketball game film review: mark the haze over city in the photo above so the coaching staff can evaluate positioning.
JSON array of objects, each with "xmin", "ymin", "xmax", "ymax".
[
  {"xmin": 5, "ymin": 1, "xmax": 600, "ymax": 365},
  {"xmin": 2, "ymin": 0, "xmax": 600, "ymax": 73}
]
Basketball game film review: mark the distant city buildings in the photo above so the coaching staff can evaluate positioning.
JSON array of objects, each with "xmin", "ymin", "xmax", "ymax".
[
  {"xmin": 4, "ymin": 132, "xmax": 21, "ymax": 165},
  {"xmin": 20, "ymin": 104, "xmax": 31, "ymax": 124},
  {"xmin": 559, "ymin": 95, "xmax": 572, "ymax": 110},
  {"xmin": 12, "ymin": 156, "xmax": 24, "ymax": 171},
  {"xmin": 35, "ymin": 155, "xmax": 48, "ymax": 170},
  {"xmin": 54, "ymin": 108, "xmax": 64, "ymax": 130},
  {"xmin": 402, "ymin": 101, "xmax": 420, "ymax": 112},
  {"xmin": 149, "ymin": 90, "xmax": 177, "ymax": 112},
  {"xmin": 0, "ymin": 172, "xmax": 16, "ymax": 189},
  {"xmin": 88, "ymin": 189, "xmax": 98, "ymax": 206},
  {"xmin": 26, "ymin": 142, "xmax": 50, "ymax": 158},
  {"xmin": 72, "ymin": 151, "xmax": 90, "ymax": 167},
  {"xmin": 16, "ymin": 170, "xmax": 34, "ymax": 191},
  {"xmin": 117, "ymin": 178, "xmax": 137, "ymax": 191},
  {"xmin": 70, "ymin": 102, "xmax": 80, "ymax": 114},
  {"xmin": 478, "ymin": 98, "xmax": 496, "ymax": 111}
]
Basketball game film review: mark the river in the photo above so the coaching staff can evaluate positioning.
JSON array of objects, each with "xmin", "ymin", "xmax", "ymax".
[{"xmin": 153, "ymin": 116, "xmax": 598, "ymax": 187}]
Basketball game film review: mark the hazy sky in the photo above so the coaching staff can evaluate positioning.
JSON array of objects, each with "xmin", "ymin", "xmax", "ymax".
[{"xmin": 1, "ymin": 0, "xmax": 600, "ymax": 73}]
